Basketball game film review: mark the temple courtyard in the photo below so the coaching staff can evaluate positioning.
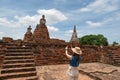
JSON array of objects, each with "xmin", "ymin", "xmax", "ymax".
[
  {"xmin": 37, "ymin": 63, "xmax": 120, "ymax": 80},
  {"xmin": 0, "ymin": 15, "xmax": 120, "ymax": 80}
]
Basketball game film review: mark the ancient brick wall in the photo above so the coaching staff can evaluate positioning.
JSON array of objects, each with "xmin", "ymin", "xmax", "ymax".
[
  {"xmin": 0, "ymin": 43, "xmax": 120, "ymax": 66},
  {"xmin": 2, "ymin": 37, "xmax": 13, "ymax": 43},
  {"xmin": 34, "ymin": 45, "xmax": 69, "ymax": 66},
  {"xmin": 80, "ymin": 45, "xmax": 101, "ymax": 63},
  {"xmin": 34, "ymin": 45, "xmax": 120, "ymax": 66},
  {"xmin": 101, "ymin": 46, "xmax": 120, "ymax": 66},
  {"xmin": 34, "ymin": 45, "xmax": 101, "ymax": 66},
  {"xmin": 0, "ymin": 45, "xmax": 6, "ymax": 68}
]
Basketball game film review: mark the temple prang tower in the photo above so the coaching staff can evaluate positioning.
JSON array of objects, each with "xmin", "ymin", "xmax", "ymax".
[{"xmin": 69, "ymin": 25, "xmax": 80, "ymax": 47}]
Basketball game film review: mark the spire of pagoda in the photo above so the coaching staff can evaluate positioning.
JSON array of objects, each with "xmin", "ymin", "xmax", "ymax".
[{"xmin": 70, "ymin": 25, "xmax": 79, "ymax": 42}]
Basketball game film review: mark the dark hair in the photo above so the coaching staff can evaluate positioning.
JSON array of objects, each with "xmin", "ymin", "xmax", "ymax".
[{"xmin": 73, "ymin": 53, "xmax": 80, "ymax": 62}]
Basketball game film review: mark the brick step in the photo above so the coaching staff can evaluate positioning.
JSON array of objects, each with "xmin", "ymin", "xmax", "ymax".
[
  {"xmin": 7, "ymin": 47, "xmax": 32, "ymax": 49},
  {"xmin": 114, "ymin": 59, "xmax": 120, "ymax": 62},
  {"xmin": 7, "ymin": 76, "xmax": 38, "ymax": 80},
  {"xmin": 6, "ymin": 52, "xmax": 33, "ymax": 54},
  {"xmin": 6, "ymin": 44, "xmax": 18, "ymax": 46},
  {"xmin": 0, "ymin": 53, "xmax": 5, "ymax": 55},
  {"xmin": 4, "ymin": 56, "xmax": 34, "ymax": 60},
  {"xmin": 5, "ymin": 57, "xmax": 34, "ymax": 60},
  {"xmin": 6, "ymin": 49, "xmax": 32, "ymax": 52},
  {"xmin": 109, "ymin": 54, "xmax": 120, "ymax": 57},
  {"xmin": 37, "ymin": 59, "xmax": 69, "ymax": 61},
  {"xmin": 4, "ymin": 55, "xmax": 34, "ymax": 58},
  {"xmin": 5, "ymin": 53, "xmax": 33, "ymax": 56},
  {"xmin": 0, "ymin": 71, "xmax": 37, "ymax": 80},
  {"xmin": 1, "ymin": 67, "xmax": 36, "ymax": 74},
  {"xmin": 112, "ymin": 57, "xmax": 120, "ymax": 60},
  {"xmin": 4, "ymin": 59, "xmax": 34, "ymax": 64},
  {"xmin": 7, "ymin": 47, "xmax": 31, "ymax": 49},
  {"xmin": 111, "ymin": 55, "xmax": 120, "ymax": 57},
  {"xmin": 114, "ymin": 62, "xmax": 120, "ymax": 65},
  {"xmin": 2, "ymin": 63, "xmax": 35, "ymax": 68}
]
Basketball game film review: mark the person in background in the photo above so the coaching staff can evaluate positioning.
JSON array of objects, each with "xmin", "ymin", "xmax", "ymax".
[{"xmin": 65, "ymin": 46, "xmax": 82, "ymax": 80}]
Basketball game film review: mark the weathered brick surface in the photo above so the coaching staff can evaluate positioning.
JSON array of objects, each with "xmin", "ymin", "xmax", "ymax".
[
  {"xmin": 80, "ymin": 45, "xmax": 101, "ymax": 63},
  {"xmin": 2, "ymin": 37, "xmax": 13, "ymax": 43},
  {"xmin": 0, "ymin": 46, "xmax": 38, "ymax": 80},
  {"xmin": 34, "ymin": 46, "xmax": 69, "ymax": 66},
  {"xmin": 0, "ymin": 45, "xmax": 6, "ymax": 68},
  {"xmin": 0, "ymin": 15, "xmax": 120, "ymax": 67}
]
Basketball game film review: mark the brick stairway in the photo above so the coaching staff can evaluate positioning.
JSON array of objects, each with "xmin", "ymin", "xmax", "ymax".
[
  {"xmin": 0, "ymin": 46, "xmax": 38, "ymax": 80},
  {"xmin": 107, "ymin": 52, "xmax": 120, "ymax": 66}
]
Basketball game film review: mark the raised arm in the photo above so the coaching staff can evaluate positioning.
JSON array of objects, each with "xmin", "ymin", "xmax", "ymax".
[{"xmin": 65, "ymin": 46, "xmax": 72, "ymax": 59}]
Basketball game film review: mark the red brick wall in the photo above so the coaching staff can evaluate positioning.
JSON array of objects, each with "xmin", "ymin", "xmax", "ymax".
[
  {"xmin": 34, "ymin": 45, "xmax": 120, "ymax": 66},
  {"xmin": 34, "ymin": 45, "xmax": 102, "ymax": 65},
  {"xmin": 34, "ymin": 46, "xmax": 69, "ymax": 66},
  {"xmin": 0, "ymin": 46, "xmax": 5, "ymax": 68},
  {"xmin": 80, "ymin": 45, "xmax": 101, "ymax": 63},
  {"xmin": 2, "ymin": 37, "xmax": 13, "ymax": 43}
]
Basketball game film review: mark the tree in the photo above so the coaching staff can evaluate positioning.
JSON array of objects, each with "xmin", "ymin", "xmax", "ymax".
[
  {"xmin": 79, "ymin": 34, "xmax": 108, "ymax": 46},
  {"xmin": 112, "ymin": 41, "xmax": 119, "ymax": 46},
  {"xmin": 0, "ymin": 39, "xmax": 2, "ymax": 43}
]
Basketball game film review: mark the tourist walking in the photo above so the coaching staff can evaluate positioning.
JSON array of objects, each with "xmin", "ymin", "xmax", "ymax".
[{"xmin": 65, "ymin": 46, "xmax": 82, "ymax": 80}]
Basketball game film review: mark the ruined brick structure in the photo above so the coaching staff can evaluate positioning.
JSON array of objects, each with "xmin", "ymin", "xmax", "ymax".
[
  {"xmin": 69, "ymin": 25, "xmax": 80, "ymax": 47},
  {"xmin": 33, "ymin": 15, "xmax": 50, "ymax": 44},
  {"xmin": 23, "ymin": 25, "xmax": 33, "ymax": 43},
  {"xmin": 0, "ymin": 15, "xmax": 120, "ymax": 80},
  {"xmin": 2, "ymin": 37, "xmax": 13, "ymax": 43},
  {"xmin": 0, "ymin": 44, "xmax": 6, "ymax": 68},
  {"xmin": 0, "ymin": 15, "xmax": 119, "ymax": 67},
  {"xmin": 70, "ymin": 25, "xmax": 79, "ymax": 42},
  {"xmin": 23, "ymin": 15, "xmax": 68, "ymax": 65}
]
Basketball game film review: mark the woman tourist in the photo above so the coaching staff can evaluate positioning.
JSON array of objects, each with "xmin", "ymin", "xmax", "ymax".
[{"xmin": 65, "ymin": 46, "xmax": 82, "ymax": 80}]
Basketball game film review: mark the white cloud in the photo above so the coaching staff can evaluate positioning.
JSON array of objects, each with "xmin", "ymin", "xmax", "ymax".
[
  {"xmin": 0, "ymin": 18, "xmax": 21, "ymax": 27},
  {"xmin": 65, "ymin": 30, "xmax": 73, "ymax": 34},
  {"xmin": 0, "ymin": 9, "xmax": 67, "ymax": 28},
  {"xmin": 47, "ymin": 26, "xmax": 59, "ymax": 32},
  {"xmin": 65, "ymin": 30, "xmax": 73, "ymax": 36},
  {"xmin": 0, "ymin": 18, "xmax": 9, "ymax": 25},
  {"xmin": 103, "ymin": 12, "xmax": 120, "ymax": 23},
  {"xmin": 86, "ymin": 21, "xmax": 103, "ymax": 27},
  {"xmin": 15, "ymin": 15, "xmax": 39, "ymax": 25},
  {"xmin": 80, "ymin": 8, "xmax": 91, "ymax": 12},
  {"xmin": 37, "ymin": 9, "xmax": 67, "ymax": 25},
  {"xmin": 0, "ymin": 32, "xmax": 4, "ymax": 34},
  {"xmin": 11, "ymin": 32, "xmax": 24, "ymax": 40},
  {"xmin": 53, "ymin": 0, "xmax": 67, "ymax": 2},
  {"xmin": 80, "ymin": 0, "xmax": 119, "ymax": 13}
]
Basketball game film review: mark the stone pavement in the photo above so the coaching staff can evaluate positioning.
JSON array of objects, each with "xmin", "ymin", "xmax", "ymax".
[
  {"xmin": 36, "ymin": 63, "xmax": 120, "ymax": 80},
  {"xmin": 36, "ymin": 64, "xmax": 93, "ymax": 80},
  {"xmin": 78, "ymin": 63, "xmax": 120, "ymax": 80}
]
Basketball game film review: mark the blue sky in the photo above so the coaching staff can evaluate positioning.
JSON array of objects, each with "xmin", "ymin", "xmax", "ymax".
[{"xmin": 0, "ymin": 0, "xmax": 120, "ymax": 44}]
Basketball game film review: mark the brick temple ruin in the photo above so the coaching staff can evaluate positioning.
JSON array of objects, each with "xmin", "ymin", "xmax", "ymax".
[{"xmin": 0, "ymin": 15, "xmax": 120, "ymax": 79}]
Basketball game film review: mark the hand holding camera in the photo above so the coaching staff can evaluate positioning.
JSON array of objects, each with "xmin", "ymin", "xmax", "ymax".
[{"xmin": 65, "ymin": 46, "xmax": 68, "ymax": 50}]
